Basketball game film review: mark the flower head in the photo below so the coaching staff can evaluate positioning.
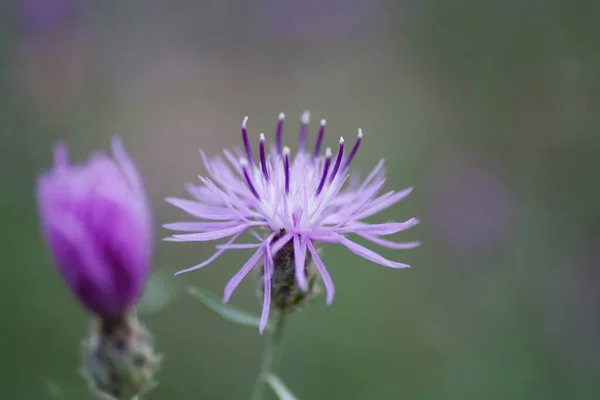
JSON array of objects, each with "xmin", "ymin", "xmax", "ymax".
[
  {"xmin": 165, "ymin": 112, "xmax": 419, "ymax": 332},
  {"xmin": 37, "ymin": 137, "xmax": 153, "ymax": 318}
]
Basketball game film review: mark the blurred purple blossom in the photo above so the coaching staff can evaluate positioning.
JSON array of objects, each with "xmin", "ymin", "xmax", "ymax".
[
  {"xmin": 36, "ymin": 138, "xmax": 153, "ymax": 318},
  {"xmin": 542, "ymin": 244, "xmax": 600, "ymax": 369},
  {"xmin": 23, "ymin": 0, "xmax": 77, "ymax": 35},
  {"xmin": 249, "ymin": 0, "xmax": 384, "ymax": 42},
  {"xmin": 165, "ymin": 112, "xmax": 419, "ymax": 333},
  {"xmin": 16, "ymin": 0, "xmax": 87, "ymax": 117},
  {"xmin": 425, "ymin": 153, "xmax": 514, "ymax": 255}
]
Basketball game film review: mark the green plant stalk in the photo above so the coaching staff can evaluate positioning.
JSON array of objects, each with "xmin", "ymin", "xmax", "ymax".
[
  {"xmin": 131, "ymin": 308, "xmax": 140, "ymax": 400},
  {"xmin": 251, "ymin": 310, "xmax": 287, "ymax": 400}
]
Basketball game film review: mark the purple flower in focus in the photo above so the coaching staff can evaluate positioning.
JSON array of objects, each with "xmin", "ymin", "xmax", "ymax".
[
  {"xmin": 37, "ymin": 138, "xmax": 153, "ymax": 318},
  {"xmin": 165, "ymin": 112, "xmax": 419, "ymax": 332}
]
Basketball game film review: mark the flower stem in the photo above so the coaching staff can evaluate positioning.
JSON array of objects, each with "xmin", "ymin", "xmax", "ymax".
[
  {"xmin": 251, "ymin": 310, "xmax": 287, "ymax": 400},
  {"xmin": 131, "ymin": 308, "xmax": 140, "ymax": 400}
]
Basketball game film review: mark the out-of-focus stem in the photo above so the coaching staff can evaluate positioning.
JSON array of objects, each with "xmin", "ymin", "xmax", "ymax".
[{"xmin": 251, "ymin": 310, "xmax": 286, "ymax": 400}]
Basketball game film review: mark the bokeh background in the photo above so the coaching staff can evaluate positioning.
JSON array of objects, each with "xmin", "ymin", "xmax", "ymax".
[{"xmin": 2, "ymin": 1, "xmax": 600, "ymax": 399}]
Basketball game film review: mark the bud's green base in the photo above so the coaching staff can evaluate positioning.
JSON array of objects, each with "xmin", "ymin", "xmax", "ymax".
[{"xmin": 81, "ymin": 316, "xmax": 161, "ymax": 400}]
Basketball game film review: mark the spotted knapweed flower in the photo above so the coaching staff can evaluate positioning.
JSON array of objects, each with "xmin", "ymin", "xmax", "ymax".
[
  {"xmin": 165, "ymin": 112, "xmax": 419, "ymax": 332},
  {"xmin": 37, "ymin": 138, "xmax": 160, "ymax": 400},
  {"xmin": 37, "ymin": 137, "xmax": 152, "ymax": 318}
]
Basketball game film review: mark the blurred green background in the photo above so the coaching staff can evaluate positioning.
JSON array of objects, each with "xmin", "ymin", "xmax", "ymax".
[{"xmin": 2, "ymin": 1, "xmax": 600, "ymax": 399}]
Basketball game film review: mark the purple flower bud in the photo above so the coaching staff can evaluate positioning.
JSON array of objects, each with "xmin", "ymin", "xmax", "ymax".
[{"xmin": 37, "ymin": 137, "xmax": 153, "ymax": 318}]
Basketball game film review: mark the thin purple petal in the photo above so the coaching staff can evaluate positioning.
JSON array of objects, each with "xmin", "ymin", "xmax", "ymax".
[
  {"xmin": 259, "ymin": 239, "xmax": 274, "ymax": 334},
  {"xmin": 338, "ymin": 218, "xmax": 419, "ymax": 235},
  {"xmin": 306, "ymin": 239, "xmax": 335, "ymax": 304},
  {"xmin": 353, "ymin": 187, "xmax": 414, "ymax": 220},
  {"xmin": 166, "ymin": 224, "xmax": 252, "ymax": 242},
  {"xmin": 165, "ymin": 197, "xmax": 235, "ymax": 220},
  {"xmin": 163, "ymin": 221, "xmax": 241, "ymax": 232},
  {"xmin": 111, "ymin": 136, "xmax": 144, "ymax": 192},
  {"xmin": 339, "ymin": 236, "xmax": 411, "ymax": 269},
  {"xmin": 357, "ymin": 233, "xmax": 421, "ymax": 249},
  {"xmin": 293, "ymin": 235, "xmax": 308, "ymax": 291},
  {"xmin": 223, "ymin": 246, "xmax": 265, "ymax": 303},
  {"xmin": 174, "ymin": 232, "xmax": 243, "ymax": 276}
]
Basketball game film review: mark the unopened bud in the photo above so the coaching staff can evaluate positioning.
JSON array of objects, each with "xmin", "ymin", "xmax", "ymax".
[{"xmin": 81, "ymin": 315, "xmax": 161, "ymax": 400}]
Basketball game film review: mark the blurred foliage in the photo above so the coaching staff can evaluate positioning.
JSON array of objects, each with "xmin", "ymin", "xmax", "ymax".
[{"xmin": 1, "ymin": 1, "xmax": 600, "ymax": 399}]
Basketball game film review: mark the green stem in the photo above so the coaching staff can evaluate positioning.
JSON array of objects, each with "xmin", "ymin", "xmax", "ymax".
[
  {"xmin": 251, "ymin": 310, "xmax": 287, "ymax": 400},
  {"xmin": 131, "ymin": 308, "xmax": 140, "ymax": 400}
]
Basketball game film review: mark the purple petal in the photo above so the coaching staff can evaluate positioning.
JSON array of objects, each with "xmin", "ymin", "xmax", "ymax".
[
  {"xmin": 338, "ymin": 218, "xmax": 419, "ymax": 235},
  {"xmin": 166, "ymin": 224, "xmax": 252, "ymax": 242},
  {"xmin": 332, "ymin": 179, "xmax": 386, "ymax": 223},
  {"xmin": 306, "ymin": 240, "xmax": 335, "ymax": 304},
  {"xmin": 259, "ymin": 242, "xmax": 273, "ymax": 334},
  {"xmin": 339, "ymin": 236, "xmax": 411, "ymax": 269},
  {"xmin": 174, "ymin": 232, "xmax": 243, "ymax": 276},
  {"xmin": 223, "ymin": 246, "xmax": 265, "ymax": 303},
  {"xmin": 353, "ymin": 187, "xmax": 414, "ymax": 220},
  {"xmin": 293, "ymin": 235, "xmax": 308, "ymax": 291},
  {"xmin": 163, "ymin": 221, "xmax": 241, "ymax": 232},
  {"xmin": 111, "ymin": 136, "xmax": 144, "ymax": 192},
  {"xmin": 270, "ymin": 232, "xmax": 294, "ymax": 255},
  {"xmin": 165, "ymin": 197, "xmax": 234, "ymax": 220},
  {"xmin": 360, "ymin": 159, "xmax": 385, "ymax": 190},
  {"xmin": 357, "ymin": 233, "xmax": 421, "ymax": 249},
  {"xmin": 186, "ymin": 183, "xmax": 223, "ymax": 205}
]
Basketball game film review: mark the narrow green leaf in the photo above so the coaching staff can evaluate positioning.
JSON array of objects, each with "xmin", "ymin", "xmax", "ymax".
[
  {"xmin": 138, "ymin": 269, "xmax": 177, "ymax": 315},
  {"xmin": 187, "ymin": 286, "xmax": 271, "ymax": 331},
  {"xmin": 266, "ymin": 374, "xmax": 299, "ymax": 400},
  {"xmin": 43, "ymin": 379, "xmax": 63, "ymax": 398}
]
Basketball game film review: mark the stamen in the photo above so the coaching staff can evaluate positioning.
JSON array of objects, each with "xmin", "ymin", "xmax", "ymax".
[
  {"xmin": 316, "ymin": 147, "xmax": 332, "ymax": 196},
  {"xmin": 259, "ymin": 133, "xmax": 269, "ymax": 181},
  {"xmin": 328, "ymin": 137, "xmax": 344, "ymax": 183},
  {"xmin": 240, "ymin": 158, "xmax": 260, "ymax": 199},
  {"xmin": 283, "ymin": 146, "xmax": 291, "ymax": 194},
  {"xmin": 342, "ymin": 128, "xmax": 362, "ymax": 171},
  {"xmin": 241, "ymin": 116, "xmax": 254, "ymax": 166},
  {"xmin": 298, "ymin": 110, "xmax": 310, "ymax": 152},
  {"xmin": 276, "ymin": 112, "xmax": 284, "ymax": 155},
  {"xmin": 313, "ymin": 119, "xmax": 326, "ymax": 159}
]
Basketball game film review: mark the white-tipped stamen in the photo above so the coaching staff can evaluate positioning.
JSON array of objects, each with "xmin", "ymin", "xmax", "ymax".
[
  {"xmin": 301, "ymin": 110, "xmax": 310, "ymax": 124},
  {"xmin": 276, "ymin": 113, "xmax": 285, "ymax": 155},
  {"xmin": 342, "ymin": 129, "xmax": 362, "ymax": 171},
  {"xmin": 329, "ymin": 136, "xmax": 345, "ymax": 183},
  {"xmin": 283, "ymin": 146, "xmax": 291, "ymax": 194},
  {"xmin": 259, "ymin": 133, "xmax": 269, "ymax": 181},
  {"xmin": 298, "ymin": 111, "xmax": 311, "ymax": 152},
  {"xmin": 240, "ymin": 158, "xmax": 260, "ymax": 199},
  {"xmin": 313, "ymin": 118, "xmax": 326, "ymax": 159},
  {"xmin": 316, "ymin": 147, "xmax": 333, "ymax": 195},
  {"xmin": 241, "ymin": 117, "xmax": 253, "ymax": 166}
]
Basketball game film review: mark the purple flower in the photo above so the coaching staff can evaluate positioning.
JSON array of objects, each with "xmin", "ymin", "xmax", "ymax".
[
  {"xmin": 37, "ymin": 138, "xmax": 153, "ymax": 318},
  {"xmin": 165, "ymin": 112, "xmax": 419, "ymax": 332},
  {"xmin": 23, "ymin": 0, "xmax": 77, "ymax": 35}
]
